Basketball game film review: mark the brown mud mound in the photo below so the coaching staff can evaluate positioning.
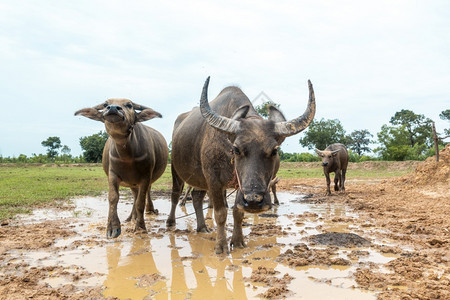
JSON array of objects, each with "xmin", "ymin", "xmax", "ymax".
[
  {"xmin": 309, "ymin": 232, "xmax": 370, "ymax": 247},
  {"xmin": 394, "ymin": 144, "xmax": 450, "ymax": 186},
  {"xmin": 277, "ymin": 243, "xmax": 352, "ymax": 267},
  {"xmin": 0, "ymin": 220, "xmax": 73, "ymax": 255},
  {"xmin": 245, "ymin": 266, "xmax": 294, "ymax": 299}
]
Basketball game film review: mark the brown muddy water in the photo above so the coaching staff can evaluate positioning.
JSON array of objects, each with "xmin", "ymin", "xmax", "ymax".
[{"xmin": 12, "ymin": 192, "xmax": 400, "ymax": 299}]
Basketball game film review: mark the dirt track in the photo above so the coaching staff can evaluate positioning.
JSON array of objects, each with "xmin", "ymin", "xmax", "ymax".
[{"xmin": 0, "ymin": 146, "xmax": 449, "ymax": 299}]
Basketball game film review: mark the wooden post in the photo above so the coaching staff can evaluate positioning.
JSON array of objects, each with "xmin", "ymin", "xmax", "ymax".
[{"xmin": 432, "ymin": 122, "xmax": 439, "ymax": 162}]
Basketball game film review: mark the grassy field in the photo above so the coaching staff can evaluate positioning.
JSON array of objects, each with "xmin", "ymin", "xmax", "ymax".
[{"xmin": 0, "ymin": 161, "xmax": 417, "ymax": 221}]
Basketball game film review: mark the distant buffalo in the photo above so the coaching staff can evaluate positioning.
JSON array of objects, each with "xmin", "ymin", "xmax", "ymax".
[
  {"xmin": 75, "ymin": 99, "xmax": 168, "ymax": 238},
  {"xmin": 315, "ymin": 143, "xmax": 348, "ymax": 195},
  {"xmin": 167, "ymin": 77, "xmax": 315, "ymax": 254}
]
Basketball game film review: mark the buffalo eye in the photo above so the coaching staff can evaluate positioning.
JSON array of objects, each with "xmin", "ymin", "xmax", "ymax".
[
  {"xmin": 271, "ymin": 148, "xmax": 278, "ymax": 157},
  {"xmin": 125, "ymin": 103, "xmax": 133, "ymax": 109},
  {"xmin": 103, "ymin": 102, "xmax": 108, "ymax": 108},
  {"xmin": 328, "ymin": 155, "xmax": 332, "ymax": 158},
  {"xmin": 232, "ymin": 146, "xmax": 241, "ymax": 155}
]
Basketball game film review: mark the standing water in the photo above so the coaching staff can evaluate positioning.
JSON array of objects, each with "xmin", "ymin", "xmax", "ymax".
[{"xmin": 12, "ymin": 192, "xmax": 397, "ymax": 299}]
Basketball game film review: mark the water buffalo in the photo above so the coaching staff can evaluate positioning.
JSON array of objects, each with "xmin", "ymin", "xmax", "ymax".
[
  {"xmin": 315, "ymin": 143, "xmax": 348, "ymax": 195},
  {"xmin": 167, "ymin": 77, "xmax": 315, "ymax": 254},
  {"xmin": 75, "ymin": 99, "xmax": 168, "ymax": 238}
]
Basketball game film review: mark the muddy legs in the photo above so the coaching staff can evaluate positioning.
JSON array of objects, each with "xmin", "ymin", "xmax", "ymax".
[
  {"xmin": 325, "ymin": 173, "xmax": 332, "ymax": 195},
  {"xmin": 230, "ymin": 205, "xmax": 246, "ymax": 249},
  {"xmin": 191, "ymin": 190, "xmax": 209, "ymax": 232},
  {"xmin": 167, "ymin": 165, "xmax": 184, "ymax": 228},
  {"xmin": 107, "ymin": 178, "xmax": 121, "ymax": 238}
]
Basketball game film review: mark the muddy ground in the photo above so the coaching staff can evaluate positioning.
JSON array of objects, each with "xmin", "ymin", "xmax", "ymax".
[{"xmin": 0, "ymin": 146, "xmax": 449, "ymax": 299}]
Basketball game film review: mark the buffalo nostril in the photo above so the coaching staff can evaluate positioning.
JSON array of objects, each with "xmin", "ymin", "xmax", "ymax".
[{"xmin": 117, "ymin": 106, "xmax": 123, "ymax": 111}]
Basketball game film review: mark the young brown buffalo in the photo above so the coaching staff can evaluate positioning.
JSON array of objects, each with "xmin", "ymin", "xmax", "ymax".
[{"xmin": 75, "ymin": 99, "xmax": 168, "ymax": 238}]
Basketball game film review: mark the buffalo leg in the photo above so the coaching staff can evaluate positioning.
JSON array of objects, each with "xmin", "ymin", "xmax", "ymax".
[
  {"xmin": 325, "ymin": 172, "xmax": 332, "ymax": 195},
  {"xmin": 145, "ymin": 185, "xmax": 158, "ymax": 214},
  {"xmin": 341, "ymin": 168, "xmax": 347, "ymax": 191},
  {"xmin": 167, "ymin": 165, "xmax": 184, "ymax": 227},
  {"xmin": 107, "ymin": 173, "xmax": 121, "ymax": 238},
  {"xmin": 207, "ymin": 191, "xmax": 214, "ymax": 208},
  {"xmin": 125, "ymin": 188, "xmax": 139, "ymax": 222},
  {"xmin": 334, "ymin": 170, "xmax": 340, "ymax": 191},
  {"xmin": 211, "ymin": 188, "xmax": 228, "ymax": 254},
  {"xmin": 272, "ymin": 184, "xmax": 279, "ymax": 205},
  {"xmin": 134, "ymin": 180, "xmax": 150, "ymax": 233},
  {"xmin": 191, "ymin": 189, "xmax": 209, "ymax": 233},
  {"xmin": 179, "ymin": 185, "xmax": 193, "ymax": 207},
  {"xmin": 230, "ymin": 205, "xmax": 246, "ymax": 249}
]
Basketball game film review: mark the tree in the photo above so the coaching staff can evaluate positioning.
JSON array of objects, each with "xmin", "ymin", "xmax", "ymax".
[
  {"xmin": 79, "ymin": 131, "xmax": 108, "ymax": 163},
  {"xmin": 255, "ymin": 101, "xmax": 280, "ymax": 118},
  {"xmin": 299, "ymin": 118, "xmax": 346, "ymax": 150},
  {"xmin": 389, "ymin": 109, "xmax": 433, "ymax": 147},
  {"xmin": 439, "ymin": 109, "xmax": 450, "ymax": 136},
  {"xmin": 41, "ymin": 136, "xmax": 62, "ymax": 160},
  {"xmin": 376, "ymin": 110, "xmax": 433, "ymax": 160},
  {"xmin": 61, "ymin": 145, "xmax": 71, "ymax": 163},
  {"xmin": 346, "ymin": 129, "xmax": 373, "ymax": 156}
]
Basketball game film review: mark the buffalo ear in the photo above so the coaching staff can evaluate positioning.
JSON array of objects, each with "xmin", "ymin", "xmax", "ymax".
[
  {"xmin": 231, "ymin": 105, "xmax": 250, "ymax": 120},
  {"xmin": 331, "ymin": 149, "xmax": 341, "ymax": 156},
  {"xmin": 268, "ymin": 105, "xmax": 286, "ymax": 122},
  {"xmin": 74, "ymin": 108, "xmax": 103, "ymax": 122},
  {"xmin": 136, "ymin": 108, "xmax": 162, "ymax": 122}
]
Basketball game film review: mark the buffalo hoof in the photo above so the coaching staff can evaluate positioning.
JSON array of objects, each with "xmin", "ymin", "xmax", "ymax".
[
  {"xmin": 197, "ymin": 225, "xmax": 210, "ymax": 233},
  {"xmin": 135, "ymin": 220, "xmax": 147, "ymax": 233},
  {"xmin": 166, "ymin": 218, "xmax": 176, "ymax": 228},
  {"xmin": 107, "ymin": 227, "xmax": 121, "ymax": 238},
  {"xmin": 134, "ymin": 227, "xmax": 147, "ymax": 234},
  {"xmin": 215, "ymin": 242, "xmax": 230, "ymax": 255},
  {"xmin": 145, "ymin": 209, "xmax": 159, "ymax": 215},
  {"xmin": 230, "ymin": 238, "xmax": 246, "ymax": 249}
]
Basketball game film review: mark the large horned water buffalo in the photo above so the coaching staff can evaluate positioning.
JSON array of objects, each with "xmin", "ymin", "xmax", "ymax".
[
  {"xmin": 75, "ymin": 99, "xmax": 168, "ymax": 238},
  {"xmin": 315, "ymin": 143, "xmax": 348, "ymax": 195},
  {"xmin": 167, "ymin": 77, "xmax": 315, "ymax": 254}
]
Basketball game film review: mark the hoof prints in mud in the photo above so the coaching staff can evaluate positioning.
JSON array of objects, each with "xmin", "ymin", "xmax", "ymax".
[{"xmin": 309, "ymin": 232, "xmax": 370, "ymax": 247}]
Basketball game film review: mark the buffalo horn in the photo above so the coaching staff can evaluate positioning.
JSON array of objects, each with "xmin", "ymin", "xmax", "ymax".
[
  {"xmin": 200, "ymin": 76, "xmax": 240, "ymax": 134},
  {"xmin": 274, "ymin": 80, "xmax": 316, "ymax": 137}
]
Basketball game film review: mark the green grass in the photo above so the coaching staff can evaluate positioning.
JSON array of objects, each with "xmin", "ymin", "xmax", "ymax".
[
  {"xmin": 0, "ymin": 161, "xmax": 416, "ymax": 221},
  {"xmin": 0, "ymin": 165, "xmax": 107, "ymax": 220}
]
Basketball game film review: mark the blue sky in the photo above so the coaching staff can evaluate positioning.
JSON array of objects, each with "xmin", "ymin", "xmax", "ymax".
[{"xmin": 0, "ymin": 0, "xmax": 449, "ymax": 157}]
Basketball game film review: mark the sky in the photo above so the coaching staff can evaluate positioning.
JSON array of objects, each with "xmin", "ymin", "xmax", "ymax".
[{"xmin": 0, "ymin": 0, "xmax": 449, "ymax": 157}]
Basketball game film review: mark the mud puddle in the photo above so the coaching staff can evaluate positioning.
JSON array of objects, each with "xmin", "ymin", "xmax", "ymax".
[{"xmin": 8, "ymin": 192, "xmax": 403, "ymax": 299}]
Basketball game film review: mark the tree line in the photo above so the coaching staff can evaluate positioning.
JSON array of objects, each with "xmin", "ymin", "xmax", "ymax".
[{"xmin": 1, "ymin": 107, "xmax": 448, "ymax": 164}]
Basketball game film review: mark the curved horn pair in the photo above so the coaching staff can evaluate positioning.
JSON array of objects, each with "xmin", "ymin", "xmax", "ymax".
[{"xmin": 200, "ymin": 77, "xmax": 316, "ymax": 137}]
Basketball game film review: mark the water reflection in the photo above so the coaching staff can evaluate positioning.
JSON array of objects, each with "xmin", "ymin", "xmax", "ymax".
[{"xmin": 103, "ymin": 237, "xmax": 167, "ymax": 299}]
